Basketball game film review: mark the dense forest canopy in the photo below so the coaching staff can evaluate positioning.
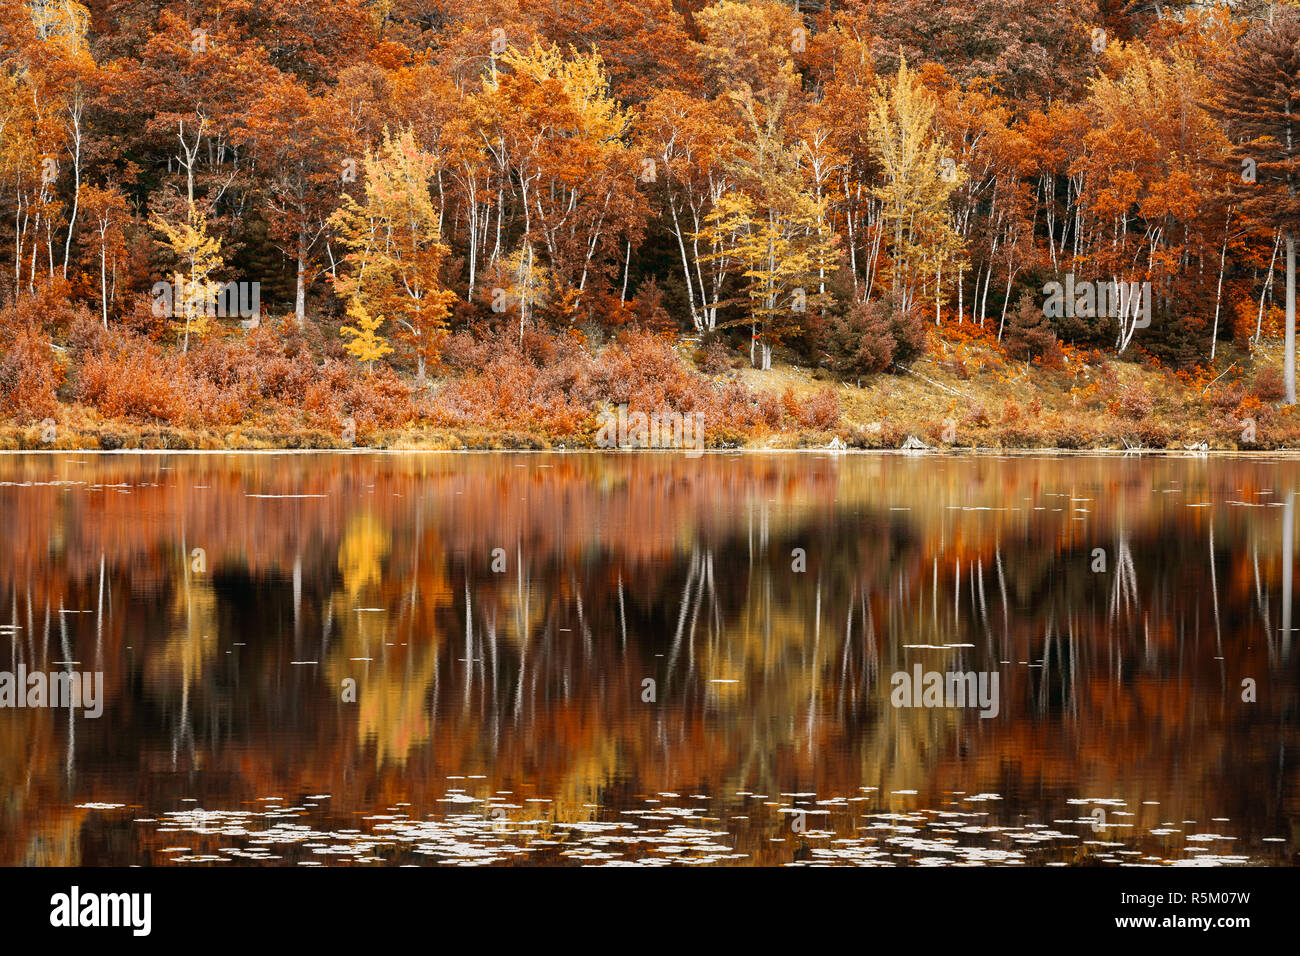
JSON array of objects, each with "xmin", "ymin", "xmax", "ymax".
[{"xmin": 4, "ymin": 0, "xmax": 1300, "ymax": 448}]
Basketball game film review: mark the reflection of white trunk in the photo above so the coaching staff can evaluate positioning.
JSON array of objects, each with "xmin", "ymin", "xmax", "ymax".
[
  {"xmin": 1284, "ymin": 493, "xmax": 1293, "ymax": 660},
  {"xmin": 1108, "ymin": 537, "xmax": 1139, "ymax": 624},
  {"xmin": 666, "ymin": 549, "xmax": 713, "ymax": 682},
  {"xmin": 1209, "ymin": 521, "xmax": 1221, "ymax": 658},
  {"xmin": 292, "ymin": 555, "xmax": 301, "ymax": 643},
  {"xmin": 617, "ymin": 573, "xmax": 627, "ymax": 655},
  {"xmin": 464, "ymin": 581, "xmax": 473, "ymax": 714}
]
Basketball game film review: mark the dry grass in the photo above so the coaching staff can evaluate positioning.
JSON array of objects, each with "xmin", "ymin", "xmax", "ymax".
[{"xmin": 5, "ymin": 324, "xmax": 1300, "ymax": 452}]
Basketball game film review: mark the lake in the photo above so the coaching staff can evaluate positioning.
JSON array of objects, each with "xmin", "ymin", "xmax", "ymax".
[{"xmin": 0, "ymin": 451, "xmax": 1295, "ymax": 866}]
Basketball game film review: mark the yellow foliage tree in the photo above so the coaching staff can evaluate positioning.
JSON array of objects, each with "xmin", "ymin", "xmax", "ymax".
[
  {"xmin": 151, "ymin": 210, "xmax": 223, "ymax": 352},
  {"xmin": 868, "ymin": 58, "xmax": 966, "ymax": 316},
  {"xmin": 330, "ymin": 127, "xmax": 456, "ymax": 380},
  {"xmin": 340, "ymin": 296, "xmax": 394, "ymax": 373}
]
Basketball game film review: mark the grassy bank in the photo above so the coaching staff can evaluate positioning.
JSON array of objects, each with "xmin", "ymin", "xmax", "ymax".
[{"xmin": 4, "ymin": 323, "xmax": 1297, "ymax": 453}]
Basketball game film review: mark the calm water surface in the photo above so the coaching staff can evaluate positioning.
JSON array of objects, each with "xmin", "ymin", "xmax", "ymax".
[{"xmin": 0, "ymin": 451, "xmax": 1296, "ymax": 866}]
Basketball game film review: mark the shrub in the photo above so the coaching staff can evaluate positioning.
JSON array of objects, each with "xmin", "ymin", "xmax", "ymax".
[
  {"xmin": 1210, "ymin": 380, "xmax": 1245, "ymax": 411},
  {"xmin": 1252, "ymin": 365, "xmax": 1287, "ymax": 403},
  {"xmin": 1117, "ymin": 382, "xmax": 1154, "ymax": 419},
  {"xmin": 824, "ymin": 291, "xmax": 928, "ymax": 380},
  {"xmin": 341, "ymin": 365, "xmax": 417, "ymax": 429},
  {"xmin": 425, "ymin": 327, "xmax": 828, "ymax": 444},
  {"xmin": 824, "ymin": 298, "xmax": 896, "ymax": 380},
  {"xmin": 697, "ymin": 339, "xmax": 732, "ymax": 375},
  {"xmin": 76, "ymin": 331, "xmax": 190, "ymax": 423},
  {"xmin": 1003, "ymin": 291, "xmax": 1061, "ymax": 365},
  {"xmin": 889, "ymin": 299, "xmax": 929, "ymax": 368},
  {"xmin": 441, "ymin": 329, "xmax": 494, "ymax": 373},
  {"xmin": 0, "ymin": 324, "xmax": 64, "ymax": 420},
  {"xmin": 782, "ymin": 387, "xmax": 840, "ymax": 430}
]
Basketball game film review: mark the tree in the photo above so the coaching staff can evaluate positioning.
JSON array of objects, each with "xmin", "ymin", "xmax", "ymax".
[
  {"xmin": 692, "ymin": 0, "xmax": 838, "ymax": 369},
  {"xmin": 1079, "ymin": 37, "xmax": 1230, "ymax": 357},
  {"xmin": 340, "ymin": 296, "xmax": 393, "ymax": 372},
  {"xmin": 330, "ymin": 127, "xmax": 457, "ymax": 380},
  {"xmin": 80, "ymin": 183, "xmax": 129, "ymax": 326},
  {"xmin": 867, "ymin": 58, "xmax": 966, "ymax": 320},
  {"xmin": 241, "ymin": 75, "xmax": 355, "ymax": 327},
  {"xmin": 822, "ymin": 266, "xmax": 929, "ymax": 381},
  {"xmin": 824, "ymin": 295, "xmax": 897, "ymax": 382},
  {"xmin": 475, "ymin": 42, "xmax": 644, "ymax": 331},
  {"xmin": 861, "ymin": 0, "xmax": 1101, "ymax": 106},
  {"xmin": 152, "ymin": 208, "xmax": 223, "ymax": 351},
  {"xmin": 638, "ymin": 89, "xmax": 739, "ymax": 332},
  {"xmin": 1212, "ymin": 11, "xmax": 1300, "ymax": 403},
  {"xmin": 1003, "ymin": 290, "xmax": 1060, "ymax": 362}
]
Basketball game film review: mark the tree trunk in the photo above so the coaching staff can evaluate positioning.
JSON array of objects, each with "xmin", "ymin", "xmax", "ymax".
[
  {"xmin": 1287, "ymin": 231, "xmax": 1296, "ymax": 405},
  {"xmin": 99, "ymin": 244, "xmax": 108, "ymax": 328},
  {"xmin": 1285, "ymin": 492, "xmax": 1293, "ymax": 660},
  {"xmin": 294, "ymin": 232, "xmax": 307, "ymax": 327}
]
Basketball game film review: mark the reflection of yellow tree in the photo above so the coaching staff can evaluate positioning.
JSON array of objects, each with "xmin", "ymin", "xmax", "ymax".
[
  {"xmin": 688, "ymin": 560, "xmax": 967, "ymax": 799},
  {"xmin": 145, "ymin": 579, "xmax": 219, "ymax": 691},
  {"xmin": 140, "ymin": 573, "xmax": 220, "ymax": 772},
  {"xmin": 337, "ymin": 513, "xmax": 390, "ymax": 605},
  {"xmin": 326, "ymin": 514, "xmax": 460, "ymax": 766},
  {"xmin": 350, "ymin": 642, "xmax": 440, "ymax": 767}
]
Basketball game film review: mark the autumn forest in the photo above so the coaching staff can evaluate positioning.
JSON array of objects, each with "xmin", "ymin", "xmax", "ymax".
[
  {"xmin": 4, "ymin": 0, "xmax": 1300, "ymax": 449},
  {"xmin": 3, "ymin": 0, "xmax": 1300, "ymax": 885}
]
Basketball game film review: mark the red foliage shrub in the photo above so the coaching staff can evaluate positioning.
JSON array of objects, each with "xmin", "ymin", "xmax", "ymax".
[
  {"xmin": 825, "ymin": 298, "xmax": 897, "ymax": 377},
  {"xmin": 1252, "ymin": 365, "xmax": 1287, "ymax": 403},
  {"xmin": 441, "ymin": 330, "xmax": 495, "ymax": 373},
  {"xmin": 341, "ymin": 366, "xmax": 418, "ymax": 429},
  {"xmin": 0, "ymin": 324, "xmax": 64, "ymax": 420},
  {"xmin": 697, "ymin": 339, "xmax": 732, "ymax": 375},
  {"xmin": 72, "ymin": 323, "xmax": 417, "ymax": 431},
  {"xmin": 785, "ymin": 387, "xmax": 840, "ymax": 430},
  {"xmin": 0, "ymin": 289, "xmax": 94, "ymax": 419},
  {"xmin": 1117, "ymin": 382, "xmax": 1154, "ymax": 419},
  {"xmin": 1211, "ymin": 380, "xmax": 1245, "ymax": 411},
  {"xmin": 76, "ymin": 331, "xmax": 192, "ymax": 423},
  {"xmin": 425, "ymin": 327, "xmax": 839, "ymax": 442}
]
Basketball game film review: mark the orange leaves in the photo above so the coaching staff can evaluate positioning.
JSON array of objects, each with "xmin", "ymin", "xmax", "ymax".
[
  {"xmin": 0, "ymin": 323, "xmax": 64, "ymax": 420},
  {"xmin": 73, "ymin": 324, "xmax": 416, "ymax": 431},
  {"xmin": 425, "ymin": 327, "xmax": 840, "ymax": 442}
]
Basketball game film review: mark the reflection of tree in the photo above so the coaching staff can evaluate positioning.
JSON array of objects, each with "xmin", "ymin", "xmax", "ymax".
[
  {"xmin": 323, "ymin": 511, "xmax": 453, "ymax": 766},
  {"xmin": 144, "ymin": 563, "xmax": 219, "ymax": 767},
  {"xmin": 0, "ymin": 453, "xmax": 1298, "ymax": 864},
  {"xmin": 337, "ymin": 513, "xmax": 390, "ymax": 605}
]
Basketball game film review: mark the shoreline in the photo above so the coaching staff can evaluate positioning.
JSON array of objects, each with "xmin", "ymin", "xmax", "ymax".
[{"xmin": 4, "ymin": 441, "xmax": 1300, "ymax": 457}]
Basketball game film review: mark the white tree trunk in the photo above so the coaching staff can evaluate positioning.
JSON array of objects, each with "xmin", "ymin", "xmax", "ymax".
[{"xmin": 1287, "ymin": 232, "xmax": 1296, "ymax": 405}]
